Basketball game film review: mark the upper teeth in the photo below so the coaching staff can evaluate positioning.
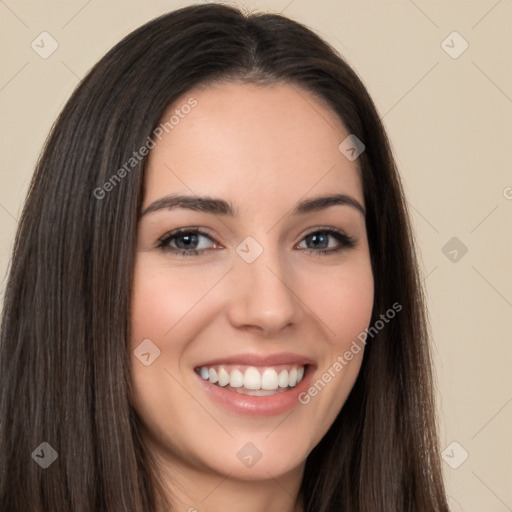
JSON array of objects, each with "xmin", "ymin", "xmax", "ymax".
[{"xmin": 198, "ymin": 365, "xmax": 305, "ymax": 390}]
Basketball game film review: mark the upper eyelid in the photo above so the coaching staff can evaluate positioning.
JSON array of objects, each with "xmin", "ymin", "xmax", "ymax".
[
  {"xmin": 301, "ymin": 226, "xmax": 346, "ymax": 237},
  {"xmin": 161, "ymin": 226, "xmax": 346, "ymax": 237},
  {"xmin": 160, "ymin": 226, "xmax": 217, "ymax": 240}
]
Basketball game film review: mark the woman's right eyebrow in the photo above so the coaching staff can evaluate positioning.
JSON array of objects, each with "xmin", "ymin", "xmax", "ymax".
[
  {"xmin": 140, "ymin": 193, "xmax": 365, "ymax": 218},
  {"xmin": 140, "ymin": 195, "xmax": 236, "ymax": 217}
]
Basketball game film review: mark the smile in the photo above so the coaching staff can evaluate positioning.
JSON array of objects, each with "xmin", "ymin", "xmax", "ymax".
[
  {"xmin": 193, "ymin": 354, "xmax": 315, "ymax": 416},
  {"xmin": 196, "ymin": 364, "xmax": 306, "ymax": 396}
]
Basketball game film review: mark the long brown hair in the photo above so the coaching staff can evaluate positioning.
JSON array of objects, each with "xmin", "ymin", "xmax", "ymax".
[{"xmin": 0, "ymin": 4, "xmax": 449, "ymax": 511}]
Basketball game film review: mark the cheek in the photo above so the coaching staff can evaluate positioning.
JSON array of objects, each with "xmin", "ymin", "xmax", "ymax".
[
  {"xmin": 294, "ymin": 258, "xmax": 373, "ymax": 431},
  {"xmin": 301, "ymin": 259, "xmax": 374, "ymax": 344},
  {"xmin": 130, "ymin": 259, "xmax": 222, "ymax": 345},
  {"xmin": 129, "ymin": 259, "xmax": 224, "ymax": 456}
]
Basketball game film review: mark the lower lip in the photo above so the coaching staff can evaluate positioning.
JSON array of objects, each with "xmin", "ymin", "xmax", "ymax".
[{"xmin": 196, "ymin": 366, "xmax": 314, "ymax": 416}]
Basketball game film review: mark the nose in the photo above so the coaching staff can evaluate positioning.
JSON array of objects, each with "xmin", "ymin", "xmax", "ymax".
[{"xmin": 225, "ymin": 246, "xmax": 303, "ymax": 336}]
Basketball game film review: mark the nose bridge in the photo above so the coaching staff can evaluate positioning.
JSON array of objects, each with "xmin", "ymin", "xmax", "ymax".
[{"xmin": 226, "ymin": 236, "xmax": 302, "ymax": 334}]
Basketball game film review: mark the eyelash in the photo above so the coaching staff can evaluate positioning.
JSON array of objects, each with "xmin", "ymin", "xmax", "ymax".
[{"xmin": 156, "ymin": 227, "xmax": 356, "ymax": 257}]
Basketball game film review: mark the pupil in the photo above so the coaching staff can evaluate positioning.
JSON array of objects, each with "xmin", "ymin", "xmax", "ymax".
[
  {"xmin": 309, "ymin": 233, "xmax": 327, "ymax": 249},
  {"xmin": 177, "ymin": 233, "xmax": 198, "ymax": 249}
]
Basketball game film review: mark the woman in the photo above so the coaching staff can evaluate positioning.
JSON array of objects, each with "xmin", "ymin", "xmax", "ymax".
[{"xmin": 0, "ymin": 3, "xmax": 449, "ymax": 511}]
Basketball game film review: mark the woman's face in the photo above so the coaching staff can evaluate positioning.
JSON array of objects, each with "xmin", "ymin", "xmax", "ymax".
[{"xmin": 130, "ymin": 81, "xmax": 374, "ymax": 487}]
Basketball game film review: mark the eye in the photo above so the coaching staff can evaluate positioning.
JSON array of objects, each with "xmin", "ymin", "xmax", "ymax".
[
  {"xmin": 157, "ymin": 228, "xmax": 219, "ymax": 256},
  {"xmin": 296, "ymin": 228, "xmax": 356, "ymax": 255}
]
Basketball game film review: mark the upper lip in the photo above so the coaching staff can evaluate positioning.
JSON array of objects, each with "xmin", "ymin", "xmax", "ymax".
[{"xmin": 194, "ymin": 352, "xmax": 316, "ymax": 368}]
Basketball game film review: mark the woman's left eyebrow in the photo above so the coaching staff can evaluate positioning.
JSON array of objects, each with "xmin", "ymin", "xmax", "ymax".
[
  {"xmin": 140, "ymin": 193, "xmax": 365, "ymax": 218},
  {"xmin": 292, "ymin": 193, "xmax": 365, "ymax": 217}
]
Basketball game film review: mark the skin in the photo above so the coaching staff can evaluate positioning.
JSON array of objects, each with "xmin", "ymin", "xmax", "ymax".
[{"xmin": 130, "ymin": 81, "xmax": 374, "ymax": 512}]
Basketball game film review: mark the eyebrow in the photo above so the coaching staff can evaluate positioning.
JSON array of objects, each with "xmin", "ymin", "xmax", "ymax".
[
  {"xmin": 294, "ymin": 194, "xmax": 365, "ymax": 216},
  {"xmin": 140, "ymin": 195, "xmax": 237, "ymax": 217},
  {"xmin": 140, "ymin": 193, "xmax": 365, "ymax": 218}
]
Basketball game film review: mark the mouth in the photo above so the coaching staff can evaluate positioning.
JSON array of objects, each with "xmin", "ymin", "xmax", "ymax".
[
  {"xmin": 193, "ymin": 354, "xmax": 315, "ymax": 416},
  {"xmin": 194, "ymin": 363, "xmax": 306, "ymax": 396}
]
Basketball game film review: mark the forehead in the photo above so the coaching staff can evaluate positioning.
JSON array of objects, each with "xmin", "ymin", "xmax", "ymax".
[{"xmin": 143, "ymin": 81, "xmax": 363, "ymax": 207}]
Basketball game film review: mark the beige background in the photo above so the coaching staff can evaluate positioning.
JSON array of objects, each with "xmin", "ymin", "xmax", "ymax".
[{"xmin": 1, "ymin": 1, "xmax": 511, "ymax": 510}]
